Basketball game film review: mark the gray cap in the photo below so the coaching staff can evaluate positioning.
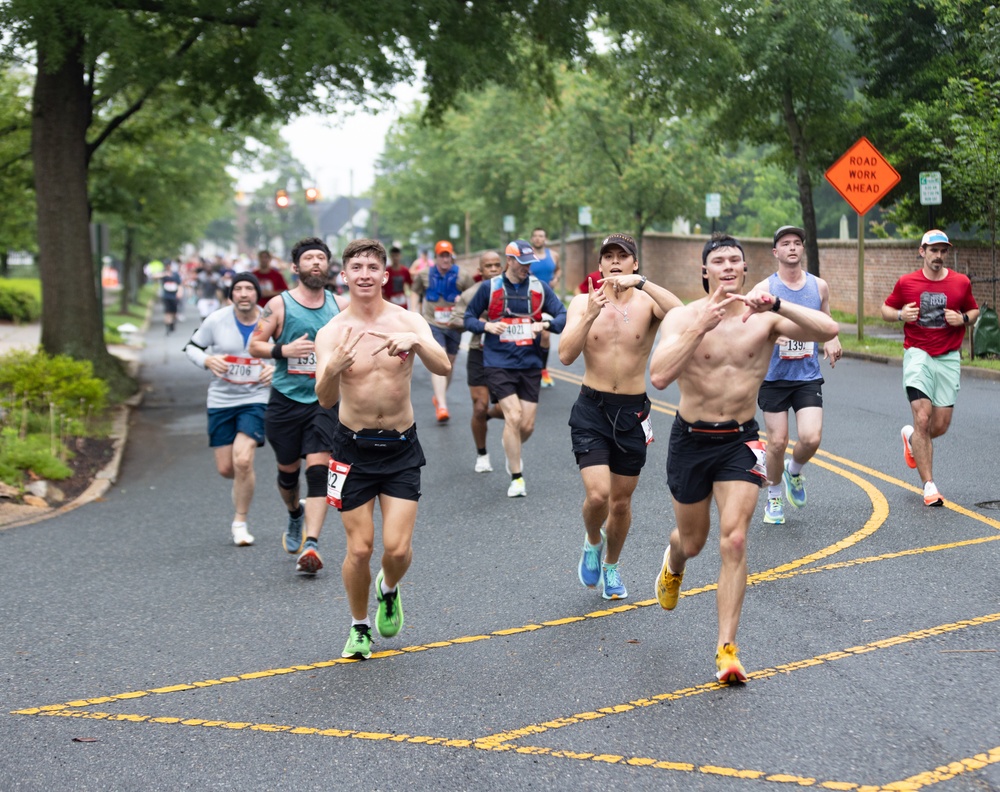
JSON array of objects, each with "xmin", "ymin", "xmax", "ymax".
[{"xmin": 773, "ymin": 225, "xmax": 805, "ymax": 246}]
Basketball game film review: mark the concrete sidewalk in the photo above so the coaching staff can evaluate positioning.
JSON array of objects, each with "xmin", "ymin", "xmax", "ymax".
[{"xmin": 0, "ymin": 321, "xmax": 41, "ymax": 352}]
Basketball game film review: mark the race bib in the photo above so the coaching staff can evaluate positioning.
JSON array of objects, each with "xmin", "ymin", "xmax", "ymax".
[
  {"xmin": 287, "ymin": 352, "xmax": 316, "ymax": 377},
  {"xmin": 221, "ymin": 355, "xmax": 263, "ymax": 384},
  {"xmin": 500, "ymin": 317, "xmax": 534, "ymax": 345},
  {"xmin": 745, "ymin": 440, "xmax": 768, "ymax": 480},
  {"xmin": 778, "ymin": 339, "xmax": 815, "ymax": 360},
  {"xmin": 433, "ymin": 306, "xmax": 453, "ymax": 324},
  {"xmin": 162, "ymin": 281, "xmax": 178, "ymax": 293},
  {"xmin": 641, "ymin": 417, "xmax": 654, "ymax": 446},
  {"xmin": 326, "ymin": 459, "xmax": 352, "ymax": 509}
]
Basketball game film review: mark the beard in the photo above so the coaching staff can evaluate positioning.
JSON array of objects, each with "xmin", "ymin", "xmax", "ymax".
[{"xmin": 299, "ymin": 271, "xmax": 327, "ymax": 289}]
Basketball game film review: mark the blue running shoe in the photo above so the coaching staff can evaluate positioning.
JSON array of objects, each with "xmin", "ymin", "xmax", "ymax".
[
  {"xmin": 283, "ymin": 499, "xmax": 306, "ymax": 554},
  {"xmin": 783, "ymin": 460, "xmax": 806, "ymax": 508},
  {"xmin": 763, "ymin": 496, "xmax": 785, "ymax": 525},
  {"xmin": 601, "ymin": 563, "xmax": 627, "ymax": 600},
  {"xmin": 578, "ymin": 536, "xmax": 604, "ymax": 588}
]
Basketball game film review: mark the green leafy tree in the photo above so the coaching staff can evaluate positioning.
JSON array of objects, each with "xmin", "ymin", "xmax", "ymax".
[
  {"xmin": 0, "ymin": 0, "xmax": 599, "ymax": 396},
  {"xmin": 0, "ymin": 68, "xmax": 35, "ymax": 268}
]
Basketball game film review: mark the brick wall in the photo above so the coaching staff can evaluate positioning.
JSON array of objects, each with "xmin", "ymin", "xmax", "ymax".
[{"xmin": 459, "ymin": 233, "xmax": 998, "ymax": 315}]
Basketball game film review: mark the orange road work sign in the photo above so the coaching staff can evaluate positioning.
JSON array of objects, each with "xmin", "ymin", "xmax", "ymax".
[{"xmin": 825, "ymin": 137, "xmax": 901, "ymax": 215}]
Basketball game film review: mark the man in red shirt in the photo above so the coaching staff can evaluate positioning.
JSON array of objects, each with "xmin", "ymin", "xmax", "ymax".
[
  {"xmin": 252, "ymin": 249, "xmax": 289, "ymax": 306},
  {"xmin": 881, "ymin": 230, "xmax": 979, "ymax": 507},
  {"xmin": 382, "ymin": 245, "xmax": 412, "ymax": 308}
]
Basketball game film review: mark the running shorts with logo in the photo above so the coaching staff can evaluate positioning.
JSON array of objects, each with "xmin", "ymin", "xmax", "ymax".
[
  {"xmin": 330, "ymin": 424, "xmax": 425, "ymax": 512},
  {"xmin": 569, "ymin": 386, "xmax": 651, "ymax": 477},
  {"xmin": 265, "ymin": 388, "xmax": 339, "ymax": 465},
  {"xmin": 667, "ymin": 415, "xmax": 765, "ymax": 504},
  {"xmin": 757, "ymin": 378, "xmax": 824, "ymax": 413},
  {"xmin": 208, "ymin": 403, "xmax": 266, "ymax": 448}
]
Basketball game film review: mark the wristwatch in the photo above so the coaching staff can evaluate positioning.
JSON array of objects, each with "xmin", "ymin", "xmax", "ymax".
[
  {"xmin": 636, "ymin": 276, "xmax": 647, "ymax": 291},
  {"xmin": 770, "ymin": 296, "xmax": 782, "ymax": 313}
]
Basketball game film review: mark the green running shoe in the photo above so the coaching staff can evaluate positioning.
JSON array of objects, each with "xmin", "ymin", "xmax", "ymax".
[
  {"xmin": 342, "ymin": 624, "xmax": 372, "ymax": 660},
  {"xmin": 374, "ymin": 569, "xmax": 404, "ymax": 638},
  {"xmin": 782, "ymin": 460, "xmax": 806, "ymax": 508}
]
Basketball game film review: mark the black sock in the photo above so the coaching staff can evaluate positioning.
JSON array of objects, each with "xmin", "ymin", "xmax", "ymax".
[
  {"xmin": 291, "ymin": 504, "xmax": 304, "ymax": 519},
  {"xmin": 477, "ymin": 447, "xmax": 487, "ymax": 456},
  {"xmin": 541, "ymin": 347, "xmax": 550, "ymax": 368},
  {"xmin": 304, "ymin": 536, "xmax": 318, "ymax": 547},
  {"xmin": 511, "ymin": 473, "xmax": 522, "ymax": 481}
]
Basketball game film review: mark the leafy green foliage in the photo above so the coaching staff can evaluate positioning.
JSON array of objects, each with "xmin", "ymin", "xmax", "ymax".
[
  {"xmin": 0, "ymin": 350, "xmax": 108, "ymax": 420},
  {"xmin": 0, "ymin": 279, "xmax": 41, "ymax": 322},
  {"xmin": 0, "ymin": 428, "xmax": 73, "ymax": 484}
]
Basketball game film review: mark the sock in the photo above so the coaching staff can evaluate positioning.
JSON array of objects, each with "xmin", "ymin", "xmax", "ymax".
[
  {"xmin": 290, "ymin": 503, "xmax": 304, "ymax": 519},
  {"xmin": 303, "ymin": 537, "xmax": 318, "ymax": 548},
  {"xmin": 511, "ymin": 473, "xmax": 523, "ymax": 481},
  {"xmin": 380, "ymin": 578, "xmax": 396, "ymax": 596},
  {"xmin": 788, "ymin": 460, "xmax": 804, "ymax": 476},
  {"xmin": 768, "ymin": 484, "xmax": 783, "ymax": 499},
  {"xmin": 924, "ymin": 481, "xmax": 939, "ymax": 496},
  {"xmin": 586, "ymin": 537, "xmax": 602, "ymax": 550},
  {"xmin": 477, "ymin": 447, "xmax": 487, "ymax": 456},
  {"xmin": 541, "ymin": 347, "xmax": 550, "ymax": 368},
  {"xmin": 352, "ymin": 617, "xmax": 371, "ymax": 628}
]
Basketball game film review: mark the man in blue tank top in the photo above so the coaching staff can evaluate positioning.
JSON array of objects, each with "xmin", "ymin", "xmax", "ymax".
[
  {"xmin": 753, "ymin": 226, "xmax": 842, "ymax": 525},
  {"xmin": 529, "ymin": 227, "xmax": 561, "ymax": 388},
  {"xmin": 249, "ymin": 237, "xmax": 348, "ymax": 575}
]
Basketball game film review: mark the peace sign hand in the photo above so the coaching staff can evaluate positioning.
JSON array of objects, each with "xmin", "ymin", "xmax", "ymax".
[
  {"xmin": 369, "ymin": 330, "xmax": 417, "ymax": 359},
  {"xmin": 330, "ymin": 326, "xmax": 364, "ymax": 374},
  {"xmin": 699, "ymin": 285, "xmax": 741, "ymax": 330}
]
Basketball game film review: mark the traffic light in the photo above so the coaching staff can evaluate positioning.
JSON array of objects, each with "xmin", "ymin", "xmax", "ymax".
[
  {"xmin": 275, "ymin": 189, "xmax": 290, "ymax": 209},
  {"xmin": 305, "ymin": 187, "xmax": 320, "ymax": 204}
]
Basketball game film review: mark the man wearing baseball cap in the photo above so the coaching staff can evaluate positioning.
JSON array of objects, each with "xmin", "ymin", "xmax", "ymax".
[
  {"xmin": 463, "ymin": 239, "xmax": 567, "ymax": 497},
  {"xmin": 881, "ymin": 230, "xmax": 979, "ymax": 507},
  {"xmin": 410, "ymin": 239, "xmax": 477, "ymax": 423},
  {"xmin": 751, "ymin": 225, "xmax": 841, "ymax": 526}
]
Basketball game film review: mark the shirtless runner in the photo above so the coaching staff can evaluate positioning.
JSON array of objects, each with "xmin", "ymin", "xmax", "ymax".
[
  {"xmin": 314, "ymin": 238, "xmax": 451, "ymax": 660},
  {"xmin": 559, "ymin": 233, "xmax": 681, "ymax": 600},
  {"xmin": 649, "ymin": 232, "xmax": 838, "ymax": 684}
]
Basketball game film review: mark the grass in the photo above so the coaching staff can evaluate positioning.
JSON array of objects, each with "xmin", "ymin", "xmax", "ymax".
[{"xmin": 103, "ymin": 285, "xmax": 156, "ymax": 344}]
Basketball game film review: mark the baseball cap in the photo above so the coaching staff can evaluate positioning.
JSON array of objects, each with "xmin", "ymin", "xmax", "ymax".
[
  {"xmin": 920, "ymin": 229, "xmax": 951, "ymax": 247},
  {"xmin": 505, "ymin": 239, "xmax": 538, "ymax": 265},
  {"xmin": 435, "ymin": 240, "xmax": 455, "ymax": 255},
  {"xmin": 773, "ymin": 225, "xmax": 805, "ymax": 246},
  {"xmin": 599, "ymin": 233, "xmax": 638, "ymax": 260}
]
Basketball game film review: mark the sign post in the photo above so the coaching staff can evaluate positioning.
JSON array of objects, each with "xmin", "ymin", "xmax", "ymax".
[
  {"xmin": 919, "ymin": 171, "xmax": 942, "ymax": 229},
  {"xmin": 825, "ymin": 137, "xmax": 901, "ymax": 340},
  {"xmin": 705, "ymin": 193, "xmax": 721, "ymax": 234}
]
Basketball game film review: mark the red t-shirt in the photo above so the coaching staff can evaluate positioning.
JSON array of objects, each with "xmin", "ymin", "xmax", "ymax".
[
  {"xmin": 253, "ymin": 268, "xmax": 289, "ymax": 306},
  {"xmin": 579, "ymin": 271, "xmax": 602, "ymax": 294},
  {"xmin": 884, "ymin": 268, "xmax": 978, "ymax": 355},
  {"xmin": 383, "ymin": 265, "xmax": 412, "ymax": 306}
]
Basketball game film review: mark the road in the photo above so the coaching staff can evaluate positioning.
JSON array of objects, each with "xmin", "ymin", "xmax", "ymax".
[{"xmin": 2, "ymin": 307, "xmax": 999, "ymax": 791}]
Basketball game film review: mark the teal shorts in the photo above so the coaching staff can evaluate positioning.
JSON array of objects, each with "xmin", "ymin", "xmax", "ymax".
[{"xmin": 902, "ymin": 348, "xmax": 960, "ymax": 407}]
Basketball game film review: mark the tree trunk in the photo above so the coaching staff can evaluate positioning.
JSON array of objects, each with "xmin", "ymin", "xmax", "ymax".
[
  {"xmin": 32, "ymin": 37, "xmax": 135, "ymax": 398},
  {"xmin": 781, "ymin": 88, "xmax": 821, "ymax": 277}
]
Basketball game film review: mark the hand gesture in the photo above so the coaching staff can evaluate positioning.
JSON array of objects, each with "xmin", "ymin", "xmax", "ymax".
[
  {"xmin": 598, "ymin": 273, "xmax": 641, "ymax": 295},
  {"xmin": 585, "ymin": 277, "xmax": 608, "ymax": 319},
  {"xmin": 739, "ymin": 287, "xmax": 778, "ymax": 321},
  {"xmin": 329, "ymin": 326, "xmax": 364, "ymax": 374},
  {"xmin": 369, "ymin": 330, "xmax": 417, "ymax": 359},
  {"xmin": 699, "ymin": 285, "xmax": 741, "ymax": 330}
]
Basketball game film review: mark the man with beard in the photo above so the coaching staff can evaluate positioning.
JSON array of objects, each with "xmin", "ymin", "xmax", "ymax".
[
  {"xmin": 559, "ymin": 233, "xmax": 681, "ymax": 600},
  {"xmin": 880, "ymin": 230, "xmax": 978, "ymax": 507},
  {"xmin": 184, "ymin": 273, "xmax": 273, "ymax": 547},
  {"xmin": 314, "ymin": 238, "xmax": 451, "ymax": 660},
  {"xmin": 249, "ymin": 237, "xmax": 348, "ymax": 575}
]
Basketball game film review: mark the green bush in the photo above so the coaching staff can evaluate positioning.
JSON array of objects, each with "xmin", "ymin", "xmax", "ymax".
[
  {"xmin": 0, "ymin": 281, "xmax": 41, "ymax": 323},
  {"xmin": 0, "ymin": 428, "xmax": 73, "ymax": 485},
  {"xmin": 0, "ymin": 350, "xmax": 108, "ymax": 421}
]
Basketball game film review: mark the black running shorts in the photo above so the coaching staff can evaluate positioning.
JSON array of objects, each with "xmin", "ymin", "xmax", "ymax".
[
  {"xmin": 569, "ymin": 386, "xmax": 651, "ymax": 477},
  {"xmin": 265, "ymin": 388, "xmax": 339, "ymax": 466},
  {"xmin": 666, "ymin": 415, "xmax": 765, "ymax": 504},
  {"xmin": 757, "ymin": 378, "xmax": 824, "ymax": 413},
  {"xmin": 330, "ymin": 423, "xmax": 425, "ymax": 512}
]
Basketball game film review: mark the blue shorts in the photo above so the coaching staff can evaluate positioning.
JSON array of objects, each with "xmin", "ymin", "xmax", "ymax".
[
  {"xmin": 207, "ymin": 404, "xmax": 266, "ymax": 448},
  {"xmin": 431, "ymin": 325, "xmax": 462, "ymax": 356}
]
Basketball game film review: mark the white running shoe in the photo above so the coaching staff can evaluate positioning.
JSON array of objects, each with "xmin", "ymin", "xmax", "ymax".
[
  {"xmin": 507, "ymin": 477, "xmax": 526, "ymax": 498},
  {"xmin": 231, "ymin": 522, "xmax": 254, "ymax": 546},
  {"xmin": 474, "ymin": 453, "xmax": 493, "ymax": 473}
]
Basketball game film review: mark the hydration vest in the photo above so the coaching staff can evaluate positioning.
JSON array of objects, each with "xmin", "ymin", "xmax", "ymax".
[
  {"xmin": 425, "ymin": 265, "xmax": 461, "ymax": 303},
  {"xmin": 487, "ymin": 275, "xmax": 544, "ymax": 321}
]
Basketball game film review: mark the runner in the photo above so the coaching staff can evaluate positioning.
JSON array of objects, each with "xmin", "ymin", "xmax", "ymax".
[
  {"xmin": 183, "ymin": 273, "xmax": 271, "ymax": 546},
  {"xmin": 559, "ymin": 233, "xmax": 681, "ymax": 599},
  {"xmin": 314, "ymin": 238, "xmax": 451, "ymax": 660},
  {"xmin": 529, "ymin": 227, "xmax": 561, "ymax": 388},
  {"xmin": 383, "ymin": 245, "xmax": 412, "ymax": 309}
]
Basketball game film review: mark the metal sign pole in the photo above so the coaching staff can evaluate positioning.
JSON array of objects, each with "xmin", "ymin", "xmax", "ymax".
[{"xmin": 857, "ymin": 213, "xmax": 865, "ymax": 342}]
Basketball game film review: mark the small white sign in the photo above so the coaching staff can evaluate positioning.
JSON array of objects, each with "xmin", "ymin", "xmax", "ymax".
[
  {"xmin": 919, "ymin": 171, "xmax": 942, "ymax": 206},
  {"xmin": 503, "ymin": 215, "xmax": 516, "ymax": 233},
  {"xmin": 449, "ymin": 224, "xmax": 460, "ymax": 239},
  {"xmin": 578, "ymin": 206, "xmax": 592, "ymax": 227},
  {"xmin": 706, "ymin": 193, "xmax": 721, "ymax": 219}
]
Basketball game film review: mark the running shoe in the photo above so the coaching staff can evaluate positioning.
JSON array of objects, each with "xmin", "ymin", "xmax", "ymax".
[
  {"xmin": 342, "ymin": 624, "xmax": 372, "ymax": 660},
  {"xmin": 578, "ymin": 536, "xmax": 604, "ymax": 588},
  {"xmin": 715, "ymin": 643, "xmax": 748, "ymax": 684},
  {"xmin": 295, "ymin": 543, "xmax": 323, "ymax": 574},
  {"xmin": 507, "ymin": 477, "xmax": 526, "ymax": 498},
  {"xmin": 655, "ymin": 548, "xmax": 684, "ymax": 610},
  {"xmin": 601, "ymin": 563, "xmax": 627, "ymax": 600},
  {"xmin": 540, "ymin": 370, "xmax": 554, "ymax": 388},
  {"xmin": 283, "ymin": 500, "xmax": 306, "ymax": 554},
  {"xmin": 374, "ymin": 569, "xmax": 404, "ymax": 638},
  {"xmin": 231, "ymin": 522, "xmax": 254, "ymax": 547},
  {"xmin": 763, "ymin": 496, "xmax": 785, "ymax": 525},
  {"xmin": 433, "ymin": 396, "xmax": 449, "ymax": 424},
  {"xmin": 783, "ymin": 460, "xmax": 806, "ymax": 508},
  {"xmin": 901, "ymin": 425, "xmax": 917, "ymax": 469},
  {"xmin": 474, "ymin": 453, "xmax": 493, "ymax": 473},
  {"xmin": 923, "ymin": 485, "xmax": 944, "ymax": 507}
]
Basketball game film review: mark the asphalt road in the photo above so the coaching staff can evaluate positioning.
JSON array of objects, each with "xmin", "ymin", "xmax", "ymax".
[{"xmin": 2, "ymin": 306, "xmax": 999, "ymax": 792}]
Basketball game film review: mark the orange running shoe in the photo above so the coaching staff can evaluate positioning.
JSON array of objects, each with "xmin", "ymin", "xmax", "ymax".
[
  {"xmin": 715, "ymin": 643, "xmax": 748, "ymax": 684},
  {"xmin": 923, "ymin": 488, "xmax": 944, "ymax": 507},
  {"xmin": 901, "ymin": 425, "xmax": 917, "ymax": 469},
  {"xmin": 433, "ymin": 396, "xmax": 449, "ymax": 423}
]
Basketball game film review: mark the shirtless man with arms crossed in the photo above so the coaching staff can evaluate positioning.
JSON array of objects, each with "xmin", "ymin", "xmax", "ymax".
[
  {"xmin": 559, "ymin": 233, "xmax": 681, "ymax": 600},
  {"xmin": 649, "ymin": 233, "xmax": 838, "ymax": 683},
  {"xmin": 314, "ymin": 238, "xmax": 451, "ymax": 660}
]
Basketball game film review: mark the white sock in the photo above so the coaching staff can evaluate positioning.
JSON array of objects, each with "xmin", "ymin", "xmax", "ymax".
[
  {"xmin": 231, "ymin": 521, "xmax": 247, "ymax": 529},
  {"xmin": 768, "ymin": 485, "xmax": 783, "ymax": 499},
  {"xmin": 352, "ymin": 617, "xmax": 371, "ymax": 628},
  {"xmin": 788, "ymin": 460, "xmax": 804, "ymax": 476},
  {"xmin": 380, "ymin": 578, "xmax": 396, "ymax": 596}
]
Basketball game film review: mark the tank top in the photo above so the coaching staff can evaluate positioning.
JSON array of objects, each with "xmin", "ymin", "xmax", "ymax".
[
  {"xmin": 532, "ymin": 248, "xmax": 557, "ymax": 285},
  {"xmin": 764, "ymin": 272, "xmax": 822, "ymax": 382},
  {"xmin": 271, "ymin": 290, "xmax": 340, "ymax": 403}
]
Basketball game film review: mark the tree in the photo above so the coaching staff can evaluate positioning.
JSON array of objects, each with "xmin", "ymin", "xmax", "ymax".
[
  {"xmin": 1, "ymin": 0, "xmax": 599, "ymax": 396},
  {"xmin": 0, "ymin": 67, "xmax": 35, "ymax": 272}
]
